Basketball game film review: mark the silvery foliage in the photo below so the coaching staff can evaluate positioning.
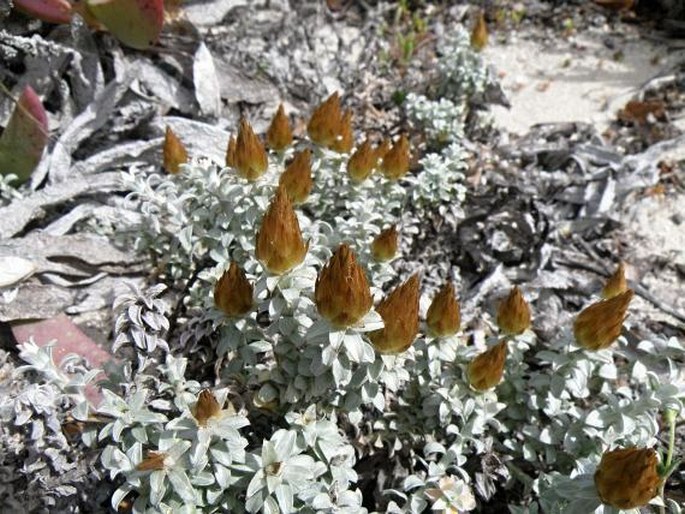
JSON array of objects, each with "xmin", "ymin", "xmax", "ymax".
[
  {"xmin": 1, "ymin": 344, "xmax": 106, "ymax": 512},
  {"xmin": 405, "ymin": 26, "xmax": 493, "ymax": 144}
]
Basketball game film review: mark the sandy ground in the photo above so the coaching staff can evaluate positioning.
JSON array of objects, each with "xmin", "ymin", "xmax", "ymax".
[{"xmin": 483, "ymin": 24, "xmax": 685, "ymax": 135}]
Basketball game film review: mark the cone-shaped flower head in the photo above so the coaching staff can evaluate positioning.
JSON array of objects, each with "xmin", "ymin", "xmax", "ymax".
[
  {"xmin": 602, "ymin": 262, "xmax": 628, "ymax": 299},
  {"xmin": 471, "ymin": 11, "xmax": 488, "ymax": 51},
  {"xmin": 255, "ymin": 186, "xmax": 308, "ymax": 275},
  {"xmin": 468, "ymin": 340, "xmax": 507, "ymax": 391},
  {"xmin": 315, "ymin": 244, "xmax": 373, "ymax": 328},
  {"xmin": 347, "ymin": 139, "xmax": 376, "ymax": 183},
  {"xmin": 369, "ymin": 274, "xmax": 420, "ymax": 354},
  {"xmin": 214, "ymin": 261, "xmax": 254, "ymax": 317},
  {"xmin": 380, "ymin": 134, "xmax": 410, "ymax": 180},
  {"xmin": 226, "ymin": 135, "xmax": 237, "ymax": 168},
  {"xmin": 594, "ymin": 447, "xmax": 661, "ymax": 509},
  {"xmin": 307, "ymin": 92, "xmax": 342, "ymax": 148},
  {"xmin": 496, "ymin": 286, "xmax": 531, "ymax": 335},
  {"xmin": 371, "ymin": 225, "xmax": 398, "ymax": 262},
  {"xmin": 234, "ymin": 118, "xmax": 268, "ymax": 181},
  {"xmin": 266, "ymin": 103, "xmax": 293, "ymax": 151},
  {"xmin": 574, "ymin": 289, "xmax": 634, "ymax": 351},
  {"xmin": 192, "ymin": 389, "xmax": 221, "ymax": 427},
  {"xmin": 331, "ymin": 109, "xmax": 354, "ymax": 154},
  {"xmin": 426, "ymin": 282, "xmax": 461, "ymax": 337},
  {"xmin": 279, "ymin": 149, "xmax": 313, "ymax": 205},
  {"xmin": 163, "ymin": 126, "xmax": 188, "ymax": 174}
]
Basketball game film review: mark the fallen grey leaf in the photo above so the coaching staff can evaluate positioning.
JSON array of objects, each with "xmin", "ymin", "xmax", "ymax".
[
  {"xmin": 154, "ymin": 117, "xmax": 231, "ymax": 166},
  {"xmin": 0, "ymin": 283, "xmax": 76, "ymax": 321},
  {"xmin": 184, "ymin": 0, "xmax": 247, "ymax": 26},
  {"xmin": 70, "ymin": 139, "xmax": 160, "ymax": 176},
  {"xmin": 214, "ymin": 57, "xmax": 280, "ymax": 106},
  {"xmin": 0, "ymin": 172, "xmax": 123, "ymax": 239},
  {"xmin": 193, "ymin": 42, "xmax": 222, "ymax": 118},
  {"xmin": 0, "ymin": 256, "xmax": 36, "ymax": 287},
  {"xmin": 130, "ymin": 59, "xmax": 195, "ymax": 113}
]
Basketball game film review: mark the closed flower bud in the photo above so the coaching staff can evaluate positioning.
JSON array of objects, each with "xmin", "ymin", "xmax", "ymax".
[
  {"xmin": 234, "ymin": 118, "xmax": 268, "ymax": 181},
  {"xmin": 266, "ymin": 103, "xmax": 293, "ymax": 151},
  {"xmin": 380, "ymin": 134, "xmax": 410, "ymax": 180},
  {"xmin": 214, "ymin": 262, "xmax": 253, "ymax": 317},
  {"xmin": 226, "ymin": 135, "xmax": 237, "ymax": 168},
  {"xmin": 193, "ymin": 389, "xmax": 221, "ymax": 427},
  {"xmin": 496, "ymin": 286, "xmax": 531, "ymax": 335},
  {"xmin": 468, "ymin": 340, "xmax": 507, "ymax": 391},
  {"xmin": 315, "ymin": 244, "xmax": 372, "ymax": 328},
  {"xmin": 347, "ymin": 139, "xmax": 376, "ymax": 183},
  {"xmin": 163, "ymin": 126, "xmax": 188, "ymax": 174},
  {"xmin": 574, "ymin": 289, "xmax": 634, "ymax": 351},
  {"xmin": 371, "ymin": 225, "xmax": 398, "ymax": 262},
  {"xmin": 369, "ymin": 274, "xmax": 420, "ymax": 354},
  {"xmin": 279, "ymin": 149, "xmax": 313, "ymax": 205},
  {"xmin": 594, "ymin": 447, "xmax": 661, "ymax": 509},
  {"xmin": 255, "ymin": 186, "xmax": 308, "ymax": 275},
  {"xmin": 426, "ymin": 282, "xmax": 461, "ymax": 337},
  {"xmin": 602, "ymin": 262, "xmax": 628, "ymax": 299},
  {"xmin": 331, "ymin": 109, "xmax": 354, "ymax": 154},
  {"xmin": 136, "ymin": 451, "xmax": 167, "ymax": 471},
  {"xmin": 307, "ymin": 92, "xmax": 342, "ymax": 148},
  {"xmin": 471, "ymin": 11, "xmax": 488, "ymax": 51}
]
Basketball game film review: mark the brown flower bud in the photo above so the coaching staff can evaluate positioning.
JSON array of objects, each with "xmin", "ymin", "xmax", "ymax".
[
  {"xmin": 315, "ymin": 244, "xmax": 373, "ymax": 328},
  {"xmin": 214, "ymin": 262, "xmax": 253, "ymax": 317},
  {"xmin": 380, "ymin": 134, "xmax": 410, "ymax": 180},
  {"xmin": 602, "ymin": 262, "xmax": 628, "ymax": 299},
  {"xmin": 369, "ymin": 274, "xmax": 420, "ymax": 354},
  {"xmin": 193, "ymin": 389, "xmax": 221, "ymax": 427},
  {"xmin": 468, "ymin": 340, "xmax": 507, "ymax": 391},
  {"xmin": 496, "ymin": 286, "xmax": 532, "ymax": 335},
  {"xmin": 163, "ymin": 126, "xmax": 188, "ymax": 174},
  {"xmin": 426, "ymin": 282, "xmax": 461, "ymax": 337},
  {"xmin": 255, "ymin": 186, "xmax": 308, "ymax": 275},
  {"xmin": 470, "ymin": 11, "xmax": 488, "ymax": 52},
  {"xmin": 307, "ymin": 92, "xmax": 342, "ymax": 148},
  {"xmin": 371, "ymin": 225, "xmax": 398, "ymax": 262},
  {"xmin": 136, "ymin": 451, "xmax": 167, "ymax": 471},
  {"xmin": 331, "ymin": 109, "xmax": 354, "ymax": 154},
  {"xmin": 594, "ymin": 447, "xmax": 661, "ymax": 509},
  {"xmin": 234, "ymin": 118, "xmax": 268, "ymax": 181},
  {"xmin": 574, "ymin": 289, "xmax": 634, "ymax": 351},
  {"xmin": 347, "ymin": 139, "xmax": 376, "ymax": 183},
  {"xmin": 266, "ymin": 103, "xmax": 293, "ymax": 152},
  {"xmin": 279, "ymin": 149, "xmax": 313, "ymax": 205},
  {"xmin": 226, "ymin": 135, "xmax": 237, "ymax": 168}
]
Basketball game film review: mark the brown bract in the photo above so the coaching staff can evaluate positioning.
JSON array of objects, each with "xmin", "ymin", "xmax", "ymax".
[
  {"xmin": 470, "ymin": 11, "xmax": 488, "ymax": 51},
  {"xmin": 331, "ymin": 109, "xmax": 354, "ymax": 154},
  {"xmin": 255, "ymin": 186, "xmax": 308, "ymax": 275},
  {"xmin": 574, "ymin": 289, "xmax": 634, "ymax": 351},
  {"xmin": 234, "ymin": 118, "xmax": 268, "ymax": 181},
  {"xmin": 347, "ymin": 139, "xmax": 376, "ymax": 183},
  {"xmin": 266, "ymin": 103, "xmax": 293, "ymax": 151},
  {"xmin": 602, "ymin": 262, "xmax": 628, "ymax": 299},
  {"xmin": 468, "ymin": 340, "xmax": 507, "ymax": 391},
  {"xmin": 426, "ymin": 282, "xmax": 461, "ymax": 337},
  {"xmin": 279, "ymin": 149, "xmax": 313, "ymax": 205},
  {"xmin": 373, "ymin": 138, "xmax": 392, "ymax": 165},
  {"xmin": 214, "ymin": 262, "xmax": 253, "ymax": 317},
  {"xmin": 315, "ymin": 244, "xmax": 372, "ymax": 328},
  {"xmin": 136, "ymin": 451, "xmax": 167, "ymax": 471},
  {"xmin": 496, "ymin": 286, "xmax": 531, "ymax": 335},
  {"xmin": 371, "ymin": 225, "xmax": 398, "ymax": 262},
  {"xmin": 226, "ymin": 136, "xmax": 237, "ymax": 168},
  {"xmin": 380, "ymin": 134, "xmax": 410, "ymax": 180},
  {"xmin": 193, "ymin": 389, "xmax": 222, "ymax": 427},
  {"xmin": 594, "ymin": 447, "xmax": 661, "ymax": 509},
  {"xmin": 307, "ymin": 92, "xmax": 343, "ymax": 148},
  {"xmin": 369, "ymin": 274, "xmax": 420, "ymax": 354},
  {"xmin": 163, "ymin": 126, "xmax": 188, "ymax": 174}
]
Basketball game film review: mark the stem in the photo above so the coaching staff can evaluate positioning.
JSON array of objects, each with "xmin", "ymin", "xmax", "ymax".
[{"xmin": 658, "ymin": 409, "xmax": 677, "ymax": 514}]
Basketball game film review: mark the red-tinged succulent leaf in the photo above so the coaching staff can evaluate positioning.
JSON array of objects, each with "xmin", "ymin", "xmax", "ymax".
[
  {"xmin": 86, "ymin": 0, "xmax": 164, "ymax": 50},
  {"xmin": 13, "ymin": 0, "xmax": 72, "ymax": 24},
  {"xmin": 0, "ymin": 86, "xmax": 49, "ymax": 183}
]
